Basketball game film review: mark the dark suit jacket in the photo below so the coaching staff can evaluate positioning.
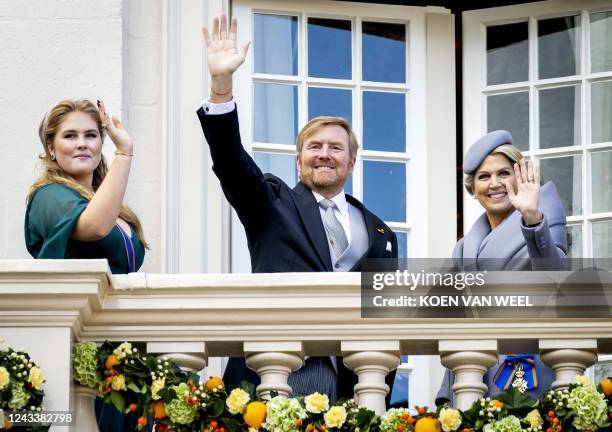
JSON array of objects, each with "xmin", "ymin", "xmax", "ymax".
[{"xmin": 197, "ymin": 106, "xmax": 398, "ymax": 400}]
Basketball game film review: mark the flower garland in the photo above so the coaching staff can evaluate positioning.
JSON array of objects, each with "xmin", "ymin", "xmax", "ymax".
[
  {"xmin": 73, "ymin": 341, "xmax": 612, "ymax": 432},
  {"xmin": 0, "ymin": 338, "xmax": 48, "ymax": 431}
]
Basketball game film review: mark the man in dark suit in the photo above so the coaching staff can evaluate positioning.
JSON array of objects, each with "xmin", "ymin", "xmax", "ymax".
[{"xmin": 198, "ymin": 15, "xmax": 398, "ymax": 402}]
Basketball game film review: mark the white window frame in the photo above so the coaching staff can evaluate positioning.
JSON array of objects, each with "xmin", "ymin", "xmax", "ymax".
[
  {"xmin": 231, "ymin": 0, "xmax": 449, "ymax": 271},
  {"xmin": 463, "ymin": 0, "xmax": 612, "ymax": 258}
]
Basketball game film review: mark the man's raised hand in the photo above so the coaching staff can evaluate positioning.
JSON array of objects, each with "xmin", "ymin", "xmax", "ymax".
[{"xmin": 202, "ymin": 15, "xmax": 251, "ymax": 102}]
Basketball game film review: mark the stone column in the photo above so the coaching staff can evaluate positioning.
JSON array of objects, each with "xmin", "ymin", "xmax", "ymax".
[
  {"xmin": 341, "ymin": 341, "xmax": 400, "ymax": 415},
  {"xmin": 540, "ymin": 339, "xmax": 598, "ymax": 390},
  {"xmin": 244, "ymin": 342, "xmax": 304, "ymax": 399},
  {"xmin": 71, "ymin": 384, "xmax": 99, "ymax": 432},
  {"xmin": 439, "ymin": 340, "xmax": 498, "ymax": 410}
]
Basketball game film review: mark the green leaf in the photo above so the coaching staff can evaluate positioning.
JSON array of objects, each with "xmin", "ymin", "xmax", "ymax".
[
  {"xmin": 208, "ymin": 399, "xmax": 226, "ymax": 417},
  {"xmin": 240, "ymin": 380, "xmax": 256, "ymax": 399},
  {"xmin": 496, "ymin": 387, "xmax": 538, "ymax": 410},
  {"xmin": 127, "ymin": 382, "xmax": 142, "ymax": 393},
  {"xmin": 223, "ymin": 417, "xmax": 242, "ymax": 432},
  {"xmin": 110, "ymin": 390, "xmax": 126, "ymax": 413}
]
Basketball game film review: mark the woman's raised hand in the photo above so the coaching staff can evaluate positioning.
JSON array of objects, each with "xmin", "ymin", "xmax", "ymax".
[{"xmin": 506, "ymin": 159, "xmax": 543, "ymax": 225}]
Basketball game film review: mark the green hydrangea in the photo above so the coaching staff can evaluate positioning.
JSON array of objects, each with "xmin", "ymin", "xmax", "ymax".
[
  {"xmin": 171, "ymin": 382, "xmax": 191, "ymax": 399},
  {"xmin": 8, "ymin": 382, "xmax": 30, "ymax": 410},
  {"xmin": 380, "ymin": 408, "xmax": 411, "ymax": 432},
  {"xmin": 165, "ymin": 398, "xmax": 197, "ymax": 425},
  {"xmin": 73, "ymin": 341, "xmax": 99, "ymax": 388},
  {"xmin": 568, "ymin": 382, "xmax": 608, "ymax": 431},
  {"xmin": 483, "ymin": 415, "xmax": 522, "ymax": 432},
  {"xmin": 263, "ymin": 396, "xmax": 306, "ymax": 432}
]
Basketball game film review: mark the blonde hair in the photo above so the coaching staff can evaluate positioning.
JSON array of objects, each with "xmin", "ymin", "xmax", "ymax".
[
  {"xmin": 28, "ymin": 99, "xmax": 149, "ymax": 248},
  {"xmin": 464, "ymin": 144, "xmax": 524, "ymax": 195},
  {"xmin": 296, "ymin": 116, "xmax": 359, "ymax": 160}
]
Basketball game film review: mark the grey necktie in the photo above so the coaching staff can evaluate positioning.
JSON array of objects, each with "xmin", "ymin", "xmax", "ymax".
[{"xmin": 319, "ymin": 199, "xmax": 349, "ymax": 260}]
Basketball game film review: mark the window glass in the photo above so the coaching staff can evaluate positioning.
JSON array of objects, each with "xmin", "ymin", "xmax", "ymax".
[
  {"xmin": 540, "ymin": 155, "xmax": 583, "ymax": 215},
  {"xmin": 362, "ymin": 21, "xmax": 406, "ymax": 83},
  {"xmin": 593, "ymin": 220, "xmax": 612, "ymax": 257},
  {"xmin": 591, "ymin": 80, "xmax": 612, "ymax": 144},
  {"xmin": 254, "ymin": 152, "xmax": 298, "ymax": 187},
  {"xmin": 308, "ymin": 18, "xmax": 352, "ymax": 79},
  {"xmin": 308, "ymin": 87, "xmax": 352, "ymax": 123},
  {"xmin": 363, "ymin": 91, "xmax": 406, "ymax": 152},
  {"xmin": 539, "ymin": 85, "xmax": 581, "ymax": 149},
  {"xmin": 591, "ymin": 150, "xmax": 612, "ymax": 213},
  {"xmin": 487, "ymin": 22, "xmax": 529, "ymax": 85},
  {"xmin": 487, "ymin": 92, "xmax": 529, "ymax": 151},
  {"xmin": 538, "ymin": 15, "xmax": 581, "ymax": 79},
  {"xmin": 590, "ymin": 11, "xmax": 612, "ymax": 73},
  {"xmin": 254, "ymin": 83, "xmax": 298, "ymax": 144},
  {"xmin": 363, "ymin": 160, "xmax": 406, "ymax": 222},
  {"xmin": 254, "ymin": 14, "xmax": 298, "ymax": 75}
]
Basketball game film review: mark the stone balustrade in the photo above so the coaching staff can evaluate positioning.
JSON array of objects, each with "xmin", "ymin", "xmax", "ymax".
[{"xmin": 1, "ymin": 259, "xmax": 611, "ymax": 431}]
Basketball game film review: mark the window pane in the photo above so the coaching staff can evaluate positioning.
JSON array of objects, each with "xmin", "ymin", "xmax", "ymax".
[
  {"xmin": 308, "ymin": 87, "xmax": 352, "ymax": 123},
  {"xmin": 540, "ymin": 155, "xmax": 582, "ymax": 215},
  {"xmin": 566, "ymin": 224, "xmax": 582, "ymax": 258},
  {"xmin": 363, "ymin": 161, "xmax": 406, "ymax": 222},
  {"xmin": 539, "ymin": 85, "xmax": 581, "ymax": 149},
  {"xmin": 308, "ymin": 18, "xmax": 351, "ymax": 79},
  {"xmin": 538, "ymin": 15, "xmax": 581, "ymax": 79},
  {"xmin": 254, "ymin": 152, "xmax": 298, "ymax": 187},
  {"xmin": 487, "ymin": 92, "xmax": 529, "ymax": 151},
  {"xmin": 396, "ymin": 232, "xmax": 408, "ymax": 259},
  {"xmin": 363, "ymin": 91, "xmax": 406, "ymax": 152},
  {"xmin": 590, "ymin": 11, "xmax": 612, "ymax": 73},
  {"xmin": 593, "ymin": 220, "xmax": 612, "ymax": 257},
  {"xmin": 254, "ymin": 83, "xmax": 298, "ymax": 144},
  {"xmin": 487, "ymin": 22, "xmax": 528, "ymax": 85},
  {"xmin": 592, "ymin": 150, "xmax": 612, "ymax": 213},
  {"xmin": 254, "ymin": 14, "xmax": 298, "ymax": 75},
  {"xmin": 362, "ymin": 21, "xmax": 406, "ymax": 83},
  {"xmin": 591, "ymin": 80, "xmax": 612, "ymax": 143}
]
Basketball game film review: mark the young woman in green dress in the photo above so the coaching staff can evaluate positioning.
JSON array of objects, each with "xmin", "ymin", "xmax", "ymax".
[
  {"xmin": 25, "ymin": 99, "xmax": 147, "ymax": 273},
  {"xmin": 24, "ymin": 99, "xmax": 149, "ymax": 431}
]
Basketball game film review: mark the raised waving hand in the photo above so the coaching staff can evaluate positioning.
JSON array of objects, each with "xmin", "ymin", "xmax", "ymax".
[{"xmin": 202, "ymin": 15, "xmax": 251, "ymax": 102}]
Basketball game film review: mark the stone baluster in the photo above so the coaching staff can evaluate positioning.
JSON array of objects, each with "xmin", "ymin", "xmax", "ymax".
[
  {"xmin": 439, "ymin": 340, "xmax": 498, "ymax": 410},
  {"xmin": 71, "ymin": 383, "xmax": 99, "ymax": 432},
  {"xmin": 147, "ymin": 342, "xmax": 208, "ymax": 373},
  {"xmin": 341, "ymin": 341, "xmax": 400, "ymax": 415},
  {"xmin": 244, "ymin": 342, "xmax": 304, "ymax": 399},
  {"xmin": 540, "ymin": 339, "xmax": 598, "ymax": 390}
]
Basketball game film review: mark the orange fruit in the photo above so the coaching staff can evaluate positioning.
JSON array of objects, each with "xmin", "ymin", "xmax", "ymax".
[
  {"xmin": 105, "ymin": 354, "xmax": 120, "ymax": 370},
  {"xmin": 137, "ymin": 416, "xmax": 148, "ymax": 427},
  {"xmin": 206, "ymin": 376, "xmax": 225, "ymax": 391},
  {"xmin": 415, "ymin": 417, "xmax": 441, "ymax": 432},
  {"xmin": 599, "ymin": 378, "xmax": 612, "ymax": 397},
  {"xmin": 153, "ymin": 401, "xmax": 167, "ymax": 420},
  {"xmin": 244, "ymin": 401, "xmax": 267, "ymax": 429}
]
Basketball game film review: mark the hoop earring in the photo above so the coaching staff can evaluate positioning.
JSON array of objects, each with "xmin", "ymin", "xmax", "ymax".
[{"xmin": 49, "ymin": 153, "xmax": 56, "ymax": 161}]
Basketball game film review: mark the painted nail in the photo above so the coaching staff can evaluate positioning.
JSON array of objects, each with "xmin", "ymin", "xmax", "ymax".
[{"xmin": 96, "ymin": 100, "xmax": 100, "ymax": 107}]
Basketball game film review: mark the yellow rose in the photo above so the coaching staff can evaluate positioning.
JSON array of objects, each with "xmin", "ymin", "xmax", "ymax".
[
  {"xmin": 151, "ymin": 377, "xmax": 166, "ymax": 400},
  {"xmin": 27, "ymin": 366, "xmax": 45, "ymax": 390},
  {"xmin": 226, "ymin": 388, "xmax": 250, "ymax": 414},
  {"xmin": 324, "ymin": 406, "xmax": 347, "ymax": 428},
  {"xmin": 438, "ymin": 408, "xmax": 462, "ymax": 432},
  {"xmin": 304, "ymin": 392, "xmax": 329, "ymax": 414},
  {"xmin": 113, "ymin": 342, "xmax": 133, "ymax": 360},
  {"xmin": 111, "ymin": 374, "xmax": 127, "ymax": 391},
  {"xmin": 0, "ymin": 366, "xmax": 9, "ymax": 390},
  {"xmin": 525, "ymin": 409, "xmax": 543, "ymax": 429}
]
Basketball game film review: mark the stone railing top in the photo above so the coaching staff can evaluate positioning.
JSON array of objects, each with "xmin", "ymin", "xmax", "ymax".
[{"xmin": 1, "ymin": 259, "xmax": 612, "ymax": 356}]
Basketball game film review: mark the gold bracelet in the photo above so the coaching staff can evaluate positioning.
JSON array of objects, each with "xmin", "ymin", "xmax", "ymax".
[{"xmin": 115, "ymin": 151, "xmax": 133, "ymax": 157}]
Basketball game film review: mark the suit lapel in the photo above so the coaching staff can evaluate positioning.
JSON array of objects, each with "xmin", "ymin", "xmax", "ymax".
[
  {"xmin": 346, "ymin": 194, "xmax": 382, "ymax": 259},
  {"xmin": 292, "ymin": 182, "xmax": 333, "ymax": 271}
]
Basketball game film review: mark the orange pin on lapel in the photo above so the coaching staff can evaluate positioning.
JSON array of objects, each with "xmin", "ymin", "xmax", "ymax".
[{"xmin": 377, "ymin": 228, "xmax": 385, "ymax": 234}]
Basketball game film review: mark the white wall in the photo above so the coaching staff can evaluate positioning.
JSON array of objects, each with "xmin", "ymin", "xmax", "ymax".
[{"xmin": 0, "ymin": 0, "xmax": 165, "ymax": 272}]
